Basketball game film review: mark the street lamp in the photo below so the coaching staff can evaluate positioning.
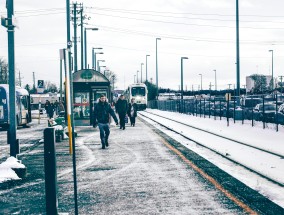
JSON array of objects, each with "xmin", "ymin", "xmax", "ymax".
[
  {"xmin": 141, "ymin": 63, "xmax": 144, "ymax": 83},
  {"xmin": 97, "ymin": 60, "xmax": 105, "ymax": 73},
  {"xmin": 181, "ymin": 57, "xmax": 188, "ymax": 100},
  {"xmin": 213, "ymin": 69, "xmax": 217, "ymax": 91},
  {"xmin": 199, "ymin": 74, "xmax": 203, "ymax": 91},
  {"xmin": 84, "ymin": 27, "xmax": 98, "ymax": 69},
  {"xmin": 269, "ymin": 49, "xmax": 274, "ymax": 90},
  {"xmin": 137, "ymin": 70, "xmax": 139, "ymax": 83},
  {"xmin": 156, "ymin": 38, "xmax": 161, "ymax": 89},
  {"xmin": 146, "ymin": 54, "xmax": 150, "ymax": 82},
  {"xmin": 92, "ymin": 47, "xmax": 103, "ymax": 70}
]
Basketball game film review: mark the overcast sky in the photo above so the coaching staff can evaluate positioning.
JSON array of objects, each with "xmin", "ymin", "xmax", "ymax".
[{"xmin": 1, "ymin": 0, "xmax": 284, "ymax": 91}]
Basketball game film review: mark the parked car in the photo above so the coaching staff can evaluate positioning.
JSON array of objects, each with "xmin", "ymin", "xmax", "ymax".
[
  {"xmin": 253, "ymin": 103, "xmax": 276, "ymax": 123},
  {"xmin": 275, "ymin": 103, "xmax": 284, "ymax": 125},
  {"xmin": 242, "ymin": 98, "xmax": 262, "ymax": 119}
]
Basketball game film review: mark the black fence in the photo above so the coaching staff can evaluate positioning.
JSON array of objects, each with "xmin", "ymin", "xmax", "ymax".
[{"xmin": 148, "ymin": 94, "xmax": 284, "ymax": 132}]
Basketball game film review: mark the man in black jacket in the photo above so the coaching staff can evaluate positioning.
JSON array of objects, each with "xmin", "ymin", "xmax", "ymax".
[
  {"xmin": 93, "ymin": 95, "xmax": 118, "ymax": 149},
  {"xmin": 115, "ymin": 95, "xmax": 128, "ymax": 130}
]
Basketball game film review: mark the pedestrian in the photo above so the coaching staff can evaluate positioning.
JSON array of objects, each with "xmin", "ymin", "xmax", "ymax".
[
  {"xmin": 54, "ymin": 100, "xmax": 59, "ymax": 115},
  {"xmin": 58, "ymin": 101, "xmax": 65, "ymax": 117},
  {"xmin": 47, "ymin": 102, "xmax": 54, "ymax": 119},
  {"xmin": 93, "ymin": 94, "xmax": 118, "ymax": 149},
  {"xmin": 115, "ymin": 95, "xmax": 128, "ymax": 130},
  {"xmin": 127, "ymin": 98, "xmax": 138, "ymax": 126}
]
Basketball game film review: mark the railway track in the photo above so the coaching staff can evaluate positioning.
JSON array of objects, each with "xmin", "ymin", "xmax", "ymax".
[{"xmin": 139, "ymin": 110, "xmax": 284, "ymax": 187}]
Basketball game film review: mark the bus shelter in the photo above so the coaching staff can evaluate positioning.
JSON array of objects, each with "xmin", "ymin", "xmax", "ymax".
[{"xmin": 72, "ymin": 69, "xmax": 111, "ymax": 126}]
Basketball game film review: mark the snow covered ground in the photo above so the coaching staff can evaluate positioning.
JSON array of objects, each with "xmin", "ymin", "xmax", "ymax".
[{"xmin": 139, "ymin": 109, "xmax": 284, "ymax": 208}]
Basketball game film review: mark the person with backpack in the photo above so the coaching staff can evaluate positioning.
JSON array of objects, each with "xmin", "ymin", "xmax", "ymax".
[
  {"xmin": 93, "ymin": 94, "xmax": 118, "ymax": 149},
  {"xmin": 127, "ymin": 98, "xmax": 138, "ymax": 126},
  {"xmin": 115, "ymin": 95, "xmax": 128, "ymax": 130}
]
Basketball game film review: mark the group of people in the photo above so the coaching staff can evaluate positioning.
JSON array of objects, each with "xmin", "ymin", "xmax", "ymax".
[
  {"xmin": 44, "ymin": 100, "xmax": 65, "ymax": 119},
  {"xmin": 93, "ymin": 94, "xmax": 138, "ymax": 149}
]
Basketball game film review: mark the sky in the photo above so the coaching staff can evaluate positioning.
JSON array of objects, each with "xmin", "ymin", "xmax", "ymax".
[{"xmin": 1, "ymin": 0, "xmax": 284, "ymax": 91}]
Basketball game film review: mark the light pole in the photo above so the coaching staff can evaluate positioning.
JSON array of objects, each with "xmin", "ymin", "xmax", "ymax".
[
  {"xmin": 141, "ymin": 63, "xmax": 144, "ymax": 83},
  {"xmin": 146, "ymin": 54, "xmax": 150, "ymax": 82},
  {"xmin": 84, "ymin": 27, "xmax": 98, "ymax": 69},
  {"xmin": 269, "ymin": 49, "xmax": 274, "ymax": 90},
  {"xmin": 97, "ymin": 60, "xmax": 105, "ymax": 73},
  {"xmin": 181, "ymin": 57, "xmax": 188, "ymax": 100},
  {"xmin": 213, "ymin": 69, "xmax": 217, "ymax": 91},
  {"xmin": 92, "ymin": 47, "xmax": 103, "ymax": 70},
  {"xmin": 156, "ymin": 38, "xmax": 161, "ymax": 89},
  {"xmin": 236, "ymin": 0, "xmax": 241, "ymax": 101},
  {"xmin": 199, "ymin": 74, "xmax": 203, "ymax": 91},
  {"xmin": 137, "ymin": 70, "xmax": 139, "ymax": 83}
]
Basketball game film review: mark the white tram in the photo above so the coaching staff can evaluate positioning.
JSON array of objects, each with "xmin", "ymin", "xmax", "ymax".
[{"xmin": 124, "ymin": 83, "xmax": 148, "ymax": 110}]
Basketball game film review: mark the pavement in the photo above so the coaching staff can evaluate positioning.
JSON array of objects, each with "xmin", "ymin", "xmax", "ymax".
[{"xmin": 0, "ymin": 116, "xmax": 283, "ymax": 214}]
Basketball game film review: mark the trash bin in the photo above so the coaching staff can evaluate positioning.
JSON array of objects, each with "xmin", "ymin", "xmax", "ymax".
[{"xmin": 234, "ymin": 108, "xmax": 243, "ymax": 121}]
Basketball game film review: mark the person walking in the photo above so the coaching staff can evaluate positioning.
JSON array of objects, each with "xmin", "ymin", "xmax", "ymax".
[
  {"xmin": 93, "ymin": 94, "xmax": 118, "ymax": 149},
  {"xmin": 115, "ymin": 95, "xmax": 128, "ymax": 130},
  {"xmin": 127, "ymin": 98, "xmax": 138, "ymax": 126}
]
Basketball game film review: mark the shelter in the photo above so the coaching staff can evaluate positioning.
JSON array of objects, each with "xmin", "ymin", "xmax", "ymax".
[{"xmin": 72, "ymin": 69, "xmax": 111, "ymax": 126}]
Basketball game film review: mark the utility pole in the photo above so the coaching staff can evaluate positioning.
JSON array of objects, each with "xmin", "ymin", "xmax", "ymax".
[
  {"xmin": 228, "ymin": 84, "xmax": 232, "ymax": 90},
  {"xmin": 236, "ymin": 0, "xmax": 241, "ymax": 102},
  {"xmin": 209, "ymin": 82, "xmax": 214, "ymax": 91},
  {"xmin": 33, "ymin": 72, "xmax": 35, "ymax": 89},
  {"xmin": 18, "ymin": 70, "xmax": 23, "ymax": 87}
]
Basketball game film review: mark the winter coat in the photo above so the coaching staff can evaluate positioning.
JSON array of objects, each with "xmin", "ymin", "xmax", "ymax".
[
  {"xmin": 115, "ymin": 99, "xmax": 128, "ymax": 114},
  {"xmin": 127, "ymin": 103, "xmax": 138, "ymax": 118},
  {"xmin": 93, "ymin": 101, "xmax": 118, "ymax": 124}
]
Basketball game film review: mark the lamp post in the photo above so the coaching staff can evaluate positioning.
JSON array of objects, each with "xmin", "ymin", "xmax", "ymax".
[
  {"xmin": 156, "ymin": 38, "xmax": 161, "ymax": 89},
  {"xmin": 236, "ymin": 0, "xmax": 241, "ymax": 102},
  {"xmin": 181, "ymin": 57, "xmax": 188, "ymax": 100},
  {"xmin": 84, "ymin": 27, "xmax": 98, "ymax": 69},
  {"xmin": 92, "ymin": 47, "xmax": 103, "ymax": 70},
  {"xmin": 199, "ymin": 74, "xmax": 203, "ymax": 91},
  {"xmin": 146, "ymin": 54, "xmax": 150, "ymax": 82},
  {"xmin": 269, "ymin": 49, "xmax": 274, "ymax": 90},
  {"xmin": 141, "ymin": 63, "xmax": 144, "ymax": 83},
  {"xmin": 137, "ymin": 70, "xmax": 139, "ymax": 83},
  {"xmin": 97, "ymin": 60, "xmax": 105, "ymax": 73},
  {"xmin": 213, "ymin": 69, "xmax": 217, "ymax": 91}
]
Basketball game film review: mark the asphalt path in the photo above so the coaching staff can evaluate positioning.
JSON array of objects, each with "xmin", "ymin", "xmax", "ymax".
[{"xmin": 0, "ymin": 117, "xmax": 255, "ymax": 214}]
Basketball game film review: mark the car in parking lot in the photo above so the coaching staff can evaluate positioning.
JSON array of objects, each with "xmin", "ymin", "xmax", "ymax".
[{"xmin": 253, "ymin": 103, "xmax": 277, "ymax": 123}]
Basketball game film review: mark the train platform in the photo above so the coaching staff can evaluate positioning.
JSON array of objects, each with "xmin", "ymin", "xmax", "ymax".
[{"xmin": 0, "ymin": 116, "xmax": 283, "ymax": 214}]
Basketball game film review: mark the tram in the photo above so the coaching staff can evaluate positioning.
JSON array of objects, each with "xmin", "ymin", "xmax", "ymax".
[
  {"xmin": 0, "ymin": 84, "xmax": 31, "ymax": 129},
  {"xmin": 124, "ymin": 83, "xmax": 148, "ymax": 110}
]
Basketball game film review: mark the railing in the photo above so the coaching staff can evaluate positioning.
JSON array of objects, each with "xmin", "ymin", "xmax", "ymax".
[{"xmin": 148, "ymin": 95, "xmax": 284, "ymax": 132}]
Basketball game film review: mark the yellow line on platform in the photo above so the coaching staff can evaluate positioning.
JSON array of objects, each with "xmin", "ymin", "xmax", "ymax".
[{"xmin": 160, "ymin": 138, "xmax": 258, "ymax": 215}]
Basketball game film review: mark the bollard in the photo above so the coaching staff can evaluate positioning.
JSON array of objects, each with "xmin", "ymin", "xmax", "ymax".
[{"xmin": 44, "ymin": 127, "xmax": 58, "ymax": 215}]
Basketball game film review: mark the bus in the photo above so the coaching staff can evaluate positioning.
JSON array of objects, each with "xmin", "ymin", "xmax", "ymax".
[
  {"xmin": 0, "ymin": 84, "xmax": 32, "ymax": 129},
  {"xmin": 124, "ymin": 83, "xmax": 148, "ymax": 110}
]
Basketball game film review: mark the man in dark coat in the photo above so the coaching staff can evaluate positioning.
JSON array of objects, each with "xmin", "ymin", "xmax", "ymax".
[
  {"xmin": 115, "ymin": 95, "xmax": 128, "ymax": 130},
  {"xmin": 93, "ymin": 95, "xmax": 118, "ymax": 149},
  {"xmin": 127, "ymin": 98, "xmax": 138, "ymax": 126}
]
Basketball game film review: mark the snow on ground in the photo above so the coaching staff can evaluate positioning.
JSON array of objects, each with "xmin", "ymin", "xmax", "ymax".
[
  {"xmin": 0, "ymin": 157, "xmax": 25, "ymax": 183},
  {"xmin": 139, "ymin": 109, "xmax": 284, "ymax": 208}
]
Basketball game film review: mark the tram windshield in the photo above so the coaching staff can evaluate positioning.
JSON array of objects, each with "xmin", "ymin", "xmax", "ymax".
[{"xmin": 131, "ymin": 87, "xmax": 146, "ymax": 96}]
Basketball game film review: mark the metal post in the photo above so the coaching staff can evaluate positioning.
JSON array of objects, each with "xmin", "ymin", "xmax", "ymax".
[
  {"xmin": 134, "ymin": 75, "xmax": 136, "ymax": 83},
  {"xmin": 44, "ymin": 128, "xmax": 58, "ymax": 215},
  {"xmin": 141, "ymin": 63, "xmax": 144, "ymax": 83},
  {"xmin": 80, "ymin": 6, "xmax": 84, "ymax": 70},
  {"xmin": 84, "ymin": 28, "xmax": 87, "ymax": 69},
  {"xmin": 269, "ymin": 50, "xmax": 274, "ymax": 90},
  {"xmin": 66, "ymin": 1, "xmax": 78, "ymax": 214},
  {"xmin": 7, "ymin": 0, "xmax": 18, "ymax": 156},
  {"xmin": 156, "ymin": 38, "xmax": 161, "ymax": 88},
  {"xmin": 236, "ymin": 0, "xmax": 241, "ymax": 102},
  {"xmin": 92, "ymin": 48, "xmax": 94, "ymax": 69},
  {"xmin": 137, "ymin": 70, "xmax": 139, "ymax": 83},
  {"xmin": 181, "ymin": 57, "xmax": 188, "ymax": 100},
  {"xmin": 214, "ymin": 69, "xmax": 217, "ymax": 91},
  {"xmin": 73, "ymin": 3, "xmax": 78, "ymax": 72},
  {"xmin": 146, "ymin": 54, "xmax": 150, "ymax": 82}
]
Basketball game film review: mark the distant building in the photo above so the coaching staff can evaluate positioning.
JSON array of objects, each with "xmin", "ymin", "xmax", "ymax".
[{"xmin": 246, "ymin": 75, "xmax": 273, "ymax": 92}]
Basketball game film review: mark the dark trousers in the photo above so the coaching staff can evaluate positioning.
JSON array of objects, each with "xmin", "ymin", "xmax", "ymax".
[
  {"xmin": 130, "ymin": 117, "xmax": 136, "ymax": 125},
  {"xmin": 98, "ymin": 123, "xmax": 110, "ymax": 143},
  {"xmin": 118, "ymin": 113, "xmax": 126, "ymax": 128}
]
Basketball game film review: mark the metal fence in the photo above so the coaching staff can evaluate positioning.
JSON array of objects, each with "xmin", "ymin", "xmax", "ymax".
[{"xmin": 148, "ymin": 94, "xmax": 284, "ymax": 132}]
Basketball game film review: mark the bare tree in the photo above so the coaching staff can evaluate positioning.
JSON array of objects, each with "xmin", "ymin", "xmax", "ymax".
[{"xmin": 0, "ymin": 58, "xmax": 8, "ymax": 84}]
